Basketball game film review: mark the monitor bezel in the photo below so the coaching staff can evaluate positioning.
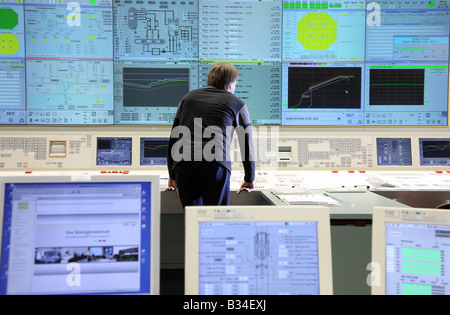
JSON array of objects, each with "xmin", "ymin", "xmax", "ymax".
[
  {"xmin": 185, "ymin": 205, "xmax": 333, "ymax": 295},
  {"xmin": 419, "ymin": 138, "xmax": 450, "ymax": 166},
  {"xmin": 0, "ymin": 174, "xmax": 160, "ymax": 295},
  {"xmin": 96, "ymin": 137, "xmax": 134, "ymax": 166},
  {"xmin": 139, "ymin": 137, "xmax": 170, "ymax": 166},
  {"xmin": 371, "ymin": 206, "xmax": 450, "ymax": 295},
  {"xmin": 375, "ymin": 137, "xmax": 413, "ymax": 166}
]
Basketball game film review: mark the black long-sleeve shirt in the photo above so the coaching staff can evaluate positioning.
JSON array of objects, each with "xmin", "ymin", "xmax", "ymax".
[{"xmin": 167, "ymin": 86, "xmax": 255, "ymax": 183}]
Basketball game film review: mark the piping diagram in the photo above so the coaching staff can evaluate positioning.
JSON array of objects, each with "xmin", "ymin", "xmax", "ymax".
[{"xmin": 114, "ymin": 0, "xmax": 198, "ymax": 60}]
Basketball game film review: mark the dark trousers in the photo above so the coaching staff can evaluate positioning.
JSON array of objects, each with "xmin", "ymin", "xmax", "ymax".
[{"xmin": 174, "ymin": 161, "xmax": 230, "ymax": 209}]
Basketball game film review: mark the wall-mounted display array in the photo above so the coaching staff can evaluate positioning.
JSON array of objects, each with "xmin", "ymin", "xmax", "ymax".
[{"xmin": 0, "ymin": 0, "xmax": 448, "ymax": 126}]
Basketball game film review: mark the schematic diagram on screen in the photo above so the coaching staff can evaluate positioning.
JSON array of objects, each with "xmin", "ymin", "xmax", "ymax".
[
  {"xmin": 254, "ymin": 232, "xmax": 271, "ymax": 292},
  {"xmin": 114, "ymin": 0, "xmax": 198, "ymax": 60},
  {"xmin": 198, "ymin": 222, "xmax": 320, "ymax": 295},
  {"xmin": 24, "ymin": 3, "xmax": 113, "ymax": 59}
]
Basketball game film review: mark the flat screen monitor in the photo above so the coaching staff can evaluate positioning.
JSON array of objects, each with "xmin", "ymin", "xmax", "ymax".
[
  {"xmin": 140, "ymin": 137, "xmax": 169, "ymax": 166},
  {"xmin": 199, "ymin": 62, "xmax": 282, "ymax": 125},
  {"xmin": 0, "ymin": 174, "xmax": 160, "ymax": 295},
  {"xmin": 376, "ymin": 138, "xmax": 412, "ymax": 166},
  {"xmin": 185, "ymin": 205, "xmax": 333, "ymax": 295},
  {"xmin": 371, "ymin": 207, "xmax": 450, "ymax": 295},
  {"xmin": 419, "ymin": 138, "xmax": 450, "ymax": 166},
  {"xmin": 113, "ymin": 61, "xmax": 198, "ymax": 125},
  {"xmin": 96, "ymin": 137, "xmax": 133, "ymax": 166}
]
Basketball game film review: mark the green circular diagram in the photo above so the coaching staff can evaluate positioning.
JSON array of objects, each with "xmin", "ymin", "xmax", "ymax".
[
  {"xmin": 0, "ymin": 8, "xmax": 19, "ymax": 30},
  {"xmin": 297, "ymin": 12, "xmax": 337, "ymax": 50}
]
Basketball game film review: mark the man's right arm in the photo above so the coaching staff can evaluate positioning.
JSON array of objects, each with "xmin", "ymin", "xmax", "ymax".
[
  {"xmin": 235, "ymin": 104, "xmax": 255, "ymax": 186},
  {"xmin": 167, "ymin": 102, "xmax": 182, "ymax": 181}
]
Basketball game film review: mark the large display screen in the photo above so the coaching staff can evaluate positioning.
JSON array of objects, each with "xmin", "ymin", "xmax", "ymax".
[{"xmin": 0, "ymin": 0, "xmax": 449, "ymax": 126}]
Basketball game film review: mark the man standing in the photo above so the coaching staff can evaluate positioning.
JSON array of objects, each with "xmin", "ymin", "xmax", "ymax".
[{"xmin": 166, "ymin": 62, "xmax": 255, "ymax": 208}]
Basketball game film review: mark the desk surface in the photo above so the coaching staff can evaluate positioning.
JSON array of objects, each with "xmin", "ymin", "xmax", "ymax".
[
  {"xmin": 373, "ymin": 190, "xmax": 450, "ymax": 209},
  {"xmin": 162, "ymin": 189, "xmax": 410, "ymax": 220},
  {"xmin": 268, "ymin": 190, "xmax": 410, "ymax": 220},
  {"xmin": 161, "ymin": 190, "xmax": 275, "ymax": 214}
]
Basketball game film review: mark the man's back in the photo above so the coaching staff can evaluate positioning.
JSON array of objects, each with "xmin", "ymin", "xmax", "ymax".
[
  {"xmin": 166, "ymin": 62, "xmax": 255, "ymax": 208},
  {"xmin": 175, "ymin": 86, "xmax": 248, "ymax": 130}
]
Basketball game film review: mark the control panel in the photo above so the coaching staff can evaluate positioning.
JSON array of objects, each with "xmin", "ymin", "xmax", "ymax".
[{"xmin": 0, "ymin": 129, "xmax": 449, "ymax": 173}]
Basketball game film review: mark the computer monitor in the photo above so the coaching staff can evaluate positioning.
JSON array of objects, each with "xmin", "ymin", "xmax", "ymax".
[
  {"xmin": 371, "ymin": 207, "xmax": 450, "ymax": 295},
  {"xmin": 185, "ymin": 205, "xmax": 333, "ymax": 295},
  {"xmin": 376, "ymin": 138, "xmax": 412, "ymax": 166},
  {"xmin": 96, "ymin": 137, "xmax": 133, "ymax": 166},
  {"xmin": 0, "ymin": 174, "xmax": 160, "ymax": 295},
  {"xmin": 140, "ymin": 137, "xmax": 169, "ymax": 166},
  {"xmin": 419, "ymin": 138, "xmax": 450, "ymax": 166}
]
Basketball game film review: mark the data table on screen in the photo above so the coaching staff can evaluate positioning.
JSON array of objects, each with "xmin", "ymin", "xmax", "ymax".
[
  {"xmin": 385, "ymin": 222, "xmax": 450, "ymax": 295},
  {"xmin": 199, "ymin": 62, "xmax": 282, "ymax": 125},
  {"xmin": 199, "ymin": 0, "xmax": 282, "ymax": 62}
]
